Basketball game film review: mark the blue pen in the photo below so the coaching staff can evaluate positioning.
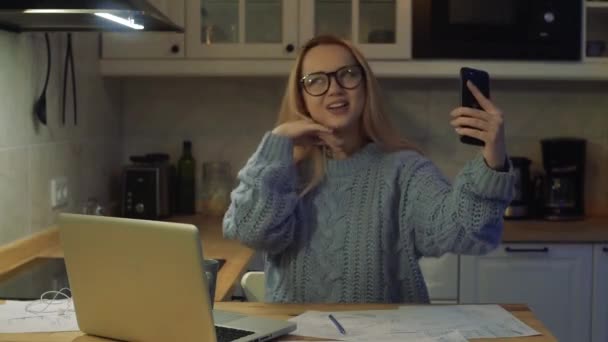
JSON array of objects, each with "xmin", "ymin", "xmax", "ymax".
[{"xmin": 328, "ymin": 314, "xmax": 346, "ymax": 335}]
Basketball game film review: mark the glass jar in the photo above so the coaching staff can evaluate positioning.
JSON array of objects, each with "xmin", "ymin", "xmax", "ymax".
[{"xmin": 199, "ymin": 161, "xmax": 233, "ymax": 217}]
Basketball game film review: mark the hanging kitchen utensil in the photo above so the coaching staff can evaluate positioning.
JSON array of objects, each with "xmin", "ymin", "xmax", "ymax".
[
  {"xmin": 34, "ymin": 32, "xmax": 51, "ymax": 125},
  {"xmin": 62, "ymin": 33, "xmax": 77, "ymax": 126}
]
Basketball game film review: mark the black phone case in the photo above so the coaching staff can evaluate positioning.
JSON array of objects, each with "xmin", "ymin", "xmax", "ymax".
[{"xmin": 460, "ymin": 67, "xmax": 490, "ymax": 146}]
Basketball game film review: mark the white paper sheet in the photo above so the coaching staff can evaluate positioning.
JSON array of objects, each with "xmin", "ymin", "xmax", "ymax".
[
  {"xmin": 395, "ymin": 304, "xmax": 540, "ymax": 339},
  {"xmin": 288, "ymin": 310, "xmax": 394, "ymax": 340},
  {"xmin": 281, "ymin": 330, "xmax": 468, "ymax": 342},
  {"xmin": 0, "ymin": 299, "xmax": 79, "ymax": 333},
  {"xmin": 288, "ymin": 305, "xmax": 539, "ymax": 341},
  {"xmin": 338, "ymin": 330, "xmax": 470, "ymax": 342}
]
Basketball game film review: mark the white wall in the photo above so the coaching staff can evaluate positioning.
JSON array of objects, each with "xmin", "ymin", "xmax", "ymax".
[{"xmin": 0, "ymin": 32, "xmax": 123, "ymax": 245}]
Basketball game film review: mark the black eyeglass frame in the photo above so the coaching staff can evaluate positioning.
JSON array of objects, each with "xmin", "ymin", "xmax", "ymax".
[{"xmin": 299, "ymin": 64, "xmax": 365, "ymax": 96}]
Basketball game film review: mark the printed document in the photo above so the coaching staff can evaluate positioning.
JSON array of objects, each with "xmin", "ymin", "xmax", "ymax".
[{"xmin": 288, "ymin": 305, "xmax": 539, "ymax": 341}]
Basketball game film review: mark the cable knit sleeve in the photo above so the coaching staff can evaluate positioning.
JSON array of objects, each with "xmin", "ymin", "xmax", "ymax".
[
  {"xmin": 398, "ymin": 153, "xmax": 516, "ymax": 257},
  {"xmin": 222, "ymin": 132, "xmax": 299, "ymax": 255}
]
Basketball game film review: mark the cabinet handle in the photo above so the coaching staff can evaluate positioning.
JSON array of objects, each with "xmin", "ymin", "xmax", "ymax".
[
  {"xmin": 285, "ymin": 43, "xmax": 295, "ymax": 53},
  {"xmin": 505, "ymin": 247, "xmax": 549, "ymax": 253},
  {"xmin": 171, "ymin": 44, "xmax": 180, "ymax": 54},
  {"xmin": 603, "ymin": 247, "xmax": 608, "ymax": 253}
]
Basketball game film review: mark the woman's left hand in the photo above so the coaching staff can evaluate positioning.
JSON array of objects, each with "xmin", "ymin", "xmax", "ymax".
[{"xmin": 450, "ymin": 81, "xmax": 507, "ymax": 170}]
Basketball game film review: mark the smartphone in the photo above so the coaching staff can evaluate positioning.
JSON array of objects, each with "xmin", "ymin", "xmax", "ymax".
[{"xmin": 459, "ymin": 67, "xmax": 490, "ymax": 146}]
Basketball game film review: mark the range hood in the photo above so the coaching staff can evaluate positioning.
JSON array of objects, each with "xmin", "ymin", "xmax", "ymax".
[{"xmin": 0, "ymin": 0, "xmax": 183, "ymax": 32}]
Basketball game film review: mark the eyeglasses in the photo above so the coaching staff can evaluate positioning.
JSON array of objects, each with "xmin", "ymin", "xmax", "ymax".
[{"xmin": 300, "ymin": 65, "xmax": 364, "ymax": 96}]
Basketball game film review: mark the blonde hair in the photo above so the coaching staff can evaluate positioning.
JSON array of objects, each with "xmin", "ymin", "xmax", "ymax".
[{"xmin": 276, "ymin": 35, "xmax": 419, "ymax": 195}]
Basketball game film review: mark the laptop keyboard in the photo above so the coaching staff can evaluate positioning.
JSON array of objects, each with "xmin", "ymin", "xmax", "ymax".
[{"xmin": 215, "ymin": 325, "xmax": 255, "ymax": 342}]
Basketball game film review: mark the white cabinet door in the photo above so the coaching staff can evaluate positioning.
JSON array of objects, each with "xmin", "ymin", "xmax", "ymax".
[
  {"xmin": 460, "ymin": 244, "xmax": 593, "ymax": 342},
  {"xmin": 299, "ymin": 0, "xmax": 411, "ymax": 59},
  {"xmin": 593, "ymin": 244, "xmax": 608, "ymax": 342},
  {"xmin": 102, "ymin": 0, "xmax": 185, "ymax": 59},
  {"xmin": 185, "ymin": 0, "xmax": 298, "ymax": 59}
]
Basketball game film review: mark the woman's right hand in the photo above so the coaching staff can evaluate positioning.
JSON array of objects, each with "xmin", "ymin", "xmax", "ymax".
[{"xmin": 272, "ymin": 120, "xmax": 336, "ymax": 147}]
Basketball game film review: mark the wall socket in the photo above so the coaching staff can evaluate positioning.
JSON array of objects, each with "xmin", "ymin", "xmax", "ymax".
[{"xmin": 50, "ymin": 177, "xmax": 69, "ymax": 208}]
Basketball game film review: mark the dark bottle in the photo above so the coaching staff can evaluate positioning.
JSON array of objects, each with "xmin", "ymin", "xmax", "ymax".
[{"xmin": 177, "ymin": 140, "xmax": 196, "ymax": 214}]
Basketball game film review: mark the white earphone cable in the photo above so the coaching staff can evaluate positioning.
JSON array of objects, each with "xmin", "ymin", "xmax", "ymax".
[{"xmin": 24, "ymin": 287, "xmax": 74, "ymax": 315}]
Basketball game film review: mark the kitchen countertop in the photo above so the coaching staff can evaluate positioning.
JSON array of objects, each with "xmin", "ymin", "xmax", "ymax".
[
  {"xmin": 1, "ymin": 215, "xmax": 607, "ymax": 302},
  {"xmin": 179, "ymin": 216, "xmax": 608, "ymax": 243},
  {"xmin": 502, "ymin": 217, "xmax": 608, "ymax": 243},
  {"xmin": 0, "ymin": 215, "xmax": 254, "ymax": 302},
  {"xmin": 0, "ymin": 302, "xmax": 556, "ymax": 341}
]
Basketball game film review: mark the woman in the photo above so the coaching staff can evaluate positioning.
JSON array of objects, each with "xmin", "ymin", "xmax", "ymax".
[{"xmin": 223, "ymin": 35, "xmax": 514, "ymax": 303}]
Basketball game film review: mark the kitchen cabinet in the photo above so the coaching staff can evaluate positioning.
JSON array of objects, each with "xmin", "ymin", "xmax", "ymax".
[
  {"xmin": 299, "ymin": 0, "xmax": 411, "ymax": 59},
  {"xmin": 101, "ymin": 0, "xmax": 185, "ymax": 58},
  {"xmin": 104, "ymin": 0, "xmax": 410, "ymax": 60},
  {"xmin": 99, "ymin": 0, "xmax": 608, "ymax": 79},
  {"xmin": 460, "ymin": 244, "xmax": 593, "ymax": 342},
  {"xmin": 185, "ymin": 0, "xmax": 299, "ymax": 59},
  {"xmin": 592, "ymin": 244, "xmax": 608, "ymax": 342},
  {"xmin": 101, "ymin": 0, "xmax": 411, "ymax": 65}
]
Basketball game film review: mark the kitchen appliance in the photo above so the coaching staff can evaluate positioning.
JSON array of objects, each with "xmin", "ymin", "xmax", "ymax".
[
  {"xmin": 122, "ymin": 154, "xmax": 175, "ymax": 220},
  {"xmin": 412, "ymin": 0, "xmax": 582, "ymax": 60},
  {"xmin": 0, "ymin": 0, "xmax": 183, "ymax": 32},
  {"xmin": 530, "ymin": 174, "xmax": 546, "ymax": 218},
  {"xmin": 504, "ymin": 157, "xmax": 531, "ymax": 219},
  {"xmin": 541, "ymin": 138, "xmax": 586, "ymax": 220}
]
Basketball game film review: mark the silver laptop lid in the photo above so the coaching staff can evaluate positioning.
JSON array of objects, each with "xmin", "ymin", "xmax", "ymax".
[{"xmin": 59, "ymin": 213, "xmax": 217, "ymax": 342}]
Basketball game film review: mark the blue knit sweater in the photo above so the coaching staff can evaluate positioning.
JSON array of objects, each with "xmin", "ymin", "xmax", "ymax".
[{"xmin": 223, "ymin": 133, "xmax": 515, "ymax": 303}]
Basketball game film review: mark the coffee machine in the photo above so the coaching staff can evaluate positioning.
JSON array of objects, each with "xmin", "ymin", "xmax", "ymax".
[
  {"xmin": 541, "ymin": 138, "xmax": 586, "ymax": 220},
  {"xmin": 122, "ymin": 154, "xmax": 175, "ymax": 220}
]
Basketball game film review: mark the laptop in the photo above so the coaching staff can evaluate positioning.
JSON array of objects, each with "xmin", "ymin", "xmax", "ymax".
[{"xmin": 58, "ymin": 213, "xmax": 296, "ymax": 342}]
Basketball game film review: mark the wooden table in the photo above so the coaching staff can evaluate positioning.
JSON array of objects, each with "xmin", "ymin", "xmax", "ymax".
[
  {"xmin": 0, "ymin": 302, "xmax": 557, "ymax": 341},
  {"xmin": 0, "ymin": 216, "xmax": 254, "ymax": 302},
  {"xmin": 216, "ymin": 303, "xmax": 557, "ymax": 341}
]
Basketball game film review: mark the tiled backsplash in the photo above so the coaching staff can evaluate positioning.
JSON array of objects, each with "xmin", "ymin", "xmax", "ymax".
[
  {"xmin": 123, "ymin": 77, "xmax": 608, "ymax": 216},
  {"xmin": 0, "ymin": 32, "xmax": 122, "ymax": 245},
  {"xmin": 1, "ymin": 34, "xmax": 604, "ymax": 247}
]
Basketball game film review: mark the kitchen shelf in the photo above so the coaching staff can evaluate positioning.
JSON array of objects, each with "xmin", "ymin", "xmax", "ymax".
[{"xmin": 100, "ymin": 59, "xmax": 608, "ymax": 80}]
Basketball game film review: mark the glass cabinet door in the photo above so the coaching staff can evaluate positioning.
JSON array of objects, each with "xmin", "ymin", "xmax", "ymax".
[
  {"xmin": 187, "ymin": 0, "xmax": 298, "ymax": 58},
  {"xmin": 200, "ymin": 0, "xmax": 239, "ymax": 44},
  {"xmin": 300, "ymin": 0, "xmax": 411, "ymax": 59},
  {"xmin": 245, "ymin": 0, "xmax": 283, "ymax": 43},
  {"xmin": 359, "ymin": 0, "xmax": 396, "ymax": 44},
  {"xmin": 315, "ymin": 0, "xmax": 352, "ymax": 40}
]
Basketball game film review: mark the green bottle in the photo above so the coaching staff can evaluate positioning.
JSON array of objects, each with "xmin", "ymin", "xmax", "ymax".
[{"xmin": 177, "ymin": 140, "xmax": 196, "ymax": 214}]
